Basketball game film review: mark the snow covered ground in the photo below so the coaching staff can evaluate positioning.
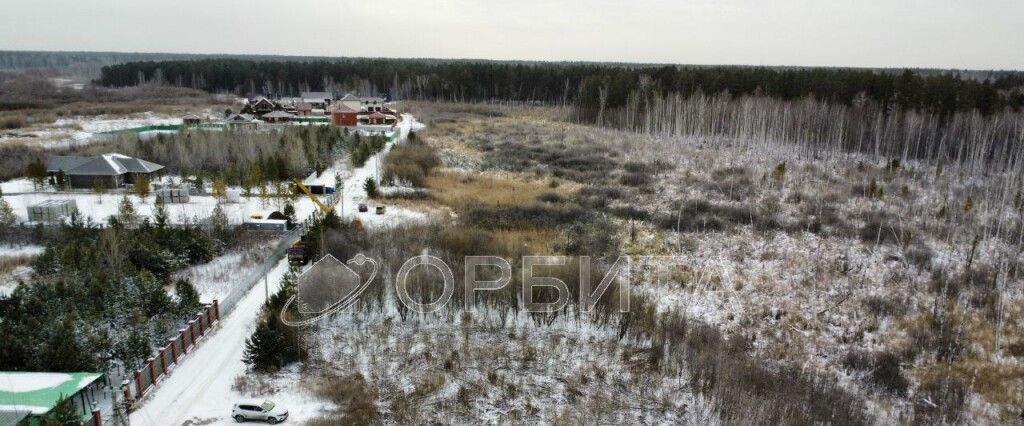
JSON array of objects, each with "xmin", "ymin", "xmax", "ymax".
[
  {"xmin": 0, "ymin": 112, "xmax": 185, "ymax": 148},
  {"xmin": 0, "ymin": 245, "xmax": 43, "ymax": 298},
  {"xmin": 129, "ymin": 115, "xmax": 427, "ymax": 425},
  {"xmin": 2, "ymin": 192, "xmax": 318, "ymax": 226}
]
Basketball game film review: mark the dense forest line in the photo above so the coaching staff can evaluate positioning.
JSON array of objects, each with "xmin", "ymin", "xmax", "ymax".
[{"xmin": 98, "ymin": 59, "xmax": 1024, "ymax": 117}]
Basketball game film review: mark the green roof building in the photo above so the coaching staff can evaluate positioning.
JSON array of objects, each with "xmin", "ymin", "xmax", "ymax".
[{"xmin": 0, "ymin": 372, "xmax": 105, "ymax": 426}]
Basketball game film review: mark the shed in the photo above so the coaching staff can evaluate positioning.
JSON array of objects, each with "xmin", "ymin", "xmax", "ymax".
[
  {"xmin": 182, "ymin": 114, "xmax": 203, "ymax": 127},
  {"xmin": 27, "ymin": 200, "xmax": 78, "ymax": 223},
  {"xmin": 243, "ymin": 219, "xmax": 288, "ymax": 231},
  {"xmin": 156, "ymin": 187, "xmax": 190, "ymax": 204}
]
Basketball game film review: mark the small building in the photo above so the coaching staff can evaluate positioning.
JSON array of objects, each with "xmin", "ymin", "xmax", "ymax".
[
  {"xmin": 243, "ymin": 218, "xmax": 288, "ymax": 231},
  {"xmin": 0, "ymin": 371, "xmax": 106, "ymax": 425},
  {"xmin": 155, "ymin": 187, "xmax": 190, "ymax": 204},
  {"xmin": 182, "ymin": 114, "xmax": 203, "ymax": 127},
  {"xmin": 27, "ymin": 199, "xmax": 78, "ymax": 223},
  {"xmin": 295, "ymin": 103, "xmax": 314, "ymax": 117},
  {"xmin": 300, "ymin": 92, "xmax": 333, "ymax": 110},
  {"xmin": 330, "ymin": 103, "xmax": 359, "ymax": 127},
  {"xmin": 46, "ymin": 153, "xmax": 164, "ymax": 189},
  {"xmin": 249, "ymin": 97, "xmax": 276, "ymax": 115},
  {"xmin": 358, "ymin": 111, "xmax": 399, "ymax": 126},
  {"xmin": 224, "ymin": 113, "xmax": 258, "ymax": 131},
  {"xmin": 262, "ymin": 110, "xmax": 295, "ymax": 124}
]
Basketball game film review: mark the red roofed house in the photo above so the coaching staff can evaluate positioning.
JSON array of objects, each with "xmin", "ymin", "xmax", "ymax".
[{"xmin": 331, "ymin": 103, "xmax": 359, "ymax": 127}]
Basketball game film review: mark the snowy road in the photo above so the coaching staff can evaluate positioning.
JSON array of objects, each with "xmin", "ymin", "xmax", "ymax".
[{"xmin": 129, "ymin": 116, "xmax": 423, "ymax": 425}]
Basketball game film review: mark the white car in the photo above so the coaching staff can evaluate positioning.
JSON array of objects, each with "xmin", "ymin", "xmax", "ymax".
[{"xmin": 232, "ymin": 400, "xmax": 289, "ymax": 424}]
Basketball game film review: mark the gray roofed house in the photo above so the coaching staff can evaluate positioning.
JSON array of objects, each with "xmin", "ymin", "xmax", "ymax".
[
  {"xmin": 46, "ymin": 153, "xmax": 164, "ymax": 189},
  {"xmin": 300, "ymin": 91, "xmax": 333, "ymax": 109},
  {"xmin": 263, "ymin": 110, "xmax": 295, "ymax": 123}
]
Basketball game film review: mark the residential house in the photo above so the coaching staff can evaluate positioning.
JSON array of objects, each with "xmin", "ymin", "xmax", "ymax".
[
  {"xmin": 295, "ymin": 103, "xmax": 314, "ymax": 117},
  {"xmin": 46, "ymin": 153, "xmax": 164, "ymax": 189},
  {"xmin": 300, "ymin": 91, "xmax": 333, "ymax": 110},
  {"xmin": 263, "ymin": 110, "xmax": 295, "ymax": 124},
  {"xmin": 249, "ymin": 97, "xmax": 276, "ymax": 115},
  {"xmin": 336, "ymin": 93, "xmax": 362, "ymax": 112},
  {"xmin": 224, "ymin": 113, "xmax": 258, "ymax": 130},
  {"xmin": 361, "ymin": 96, "xmax": 386, "ymax": 112},
  {"xmin": 357, "ymin": 110, "xmax": 399, "ymax": 126},
  {"xmin": 330, "ymin": 103, "xmax": 359, "ymax": 127},
  {"xmin": 182, "ymin": 113, "xmax": 203, "ymax": 127}
]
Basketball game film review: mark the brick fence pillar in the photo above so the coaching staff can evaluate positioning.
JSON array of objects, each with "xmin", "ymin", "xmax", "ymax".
[
  {"xmin": 133, "ymin": 370, "xmax": 144, "ymax": 398},
  {"xmin": 188, "ymin": 320, "xmax": 197, "ymax": 343},
  {"xmin": 92, "ymin": 407, "xmax": 102, "ymax": 426},
  {"xmin": 169, "ymin": 338, "xmax": 178, "ymax": 363},
  {"xmin": 179, "ymin": 328, "xmax": 189, "ymax": 353},
  {"xmin": 159, "ymin": 348, "xmax": 168, "ymax": 374},
  {"xmin": 121, "ymin": 380, "xmax": 132, "ymax": 402},
  {"xmin": 197, "ymin": 313, "xmax": 206, "ymax": 335},
  {"xmin": 206, "ymin": 305, "xmax": 214, "ymax": 327},
  {"xmin": 213, "ymin": 299, "xmax": 221, "ymax": 321},
  {"xmin": 147, "ymin": 357, "xmax": 158, "ymax": 383}
]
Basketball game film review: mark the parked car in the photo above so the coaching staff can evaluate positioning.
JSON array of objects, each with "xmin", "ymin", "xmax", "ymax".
[
  {"xmin": 376, "ymin": 206, "xmax": 386, "ymax": 215},
  {"xmin": 232, "ymin": 400, "xmax": 289, "ymax": 423},
  {"xmin": 358, "ymin": 203, "xmax": 368, "ymax": 213}
]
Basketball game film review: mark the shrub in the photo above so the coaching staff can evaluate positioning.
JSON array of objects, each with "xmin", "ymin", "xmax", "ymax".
[
  {"xmin": 619, "ymin": 172, "xmax": 652, "ymax": 187},
  {"xmin": 536, "ymin": 192, "xmax": 564, "ymax": 203},
  {"xmin": 384, "ymin": 140, "xmax": 441, "ymax": 186},
  {"xmin": 462, "ymin": 204, "xmax": 587, "ymax": 229}
]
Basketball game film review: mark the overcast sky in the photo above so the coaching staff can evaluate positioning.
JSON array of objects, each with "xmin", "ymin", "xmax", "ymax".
[{"xmin": 0, "ymin": 0, "xmax": 1021, "ymax": 70}]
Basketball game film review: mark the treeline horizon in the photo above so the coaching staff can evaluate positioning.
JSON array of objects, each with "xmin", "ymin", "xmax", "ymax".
[{"xmin": 96, "ymin": 58, "xmax": 1024, "ymax": 117}]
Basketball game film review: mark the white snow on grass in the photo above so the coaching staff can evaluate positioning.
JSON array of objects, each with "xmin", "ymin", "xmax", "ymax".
[
  {"xmin": 130, "ymin": 115, "xmax": 428, "ymax": 425},
  {"xmin": 1, "ymin": 193, "xmax": 318, "ymax": 226},
  {"xmin": 176, "ymin": 244, "xmax": 276, "ymax": 303}
]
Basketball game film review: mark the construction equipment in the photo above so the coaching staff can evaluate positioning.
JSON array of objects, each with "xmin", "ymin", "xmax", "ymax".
[{"xmin": 293, "ymin": 179, "xmax": 335, "ymax": 214}]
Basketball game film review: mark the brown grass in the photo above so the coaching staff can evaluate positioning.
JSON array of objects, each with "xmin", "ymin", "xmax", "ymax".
[{"xmin": 424, "ymin": 169, "xmax": 578, "ymax": 210}]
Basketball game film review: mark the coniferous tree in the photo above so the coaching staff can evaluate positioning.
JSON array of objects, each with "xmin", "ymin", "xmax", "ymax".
[
  {"xmin": 210, "ymin": 203, "xmax": 229, "ymax": 237},
  {"xmin": 134, "ymin": 175, "xmax": 151, "ymax": 201},
  {"xmin": 41, "ymin": 395, "xmax": 80, "ymax": 425},
  {"xmin": 117, "ymin": 196, "xmax": 138, "ymax": 228},
  {"xmin": 25, "ymin": 158, "xmax": 47, "ymax": 189},
  {"xmin": 0, "ymin": 197, "xmax": 16, "ymax": 228},
  {"xmin": 175, "ymin": 278, "xmax": 200, "ymax": 314},
  {"xmin": 153, "ymin": 196, "xmax": 170, "ymax": 229},
  {"xmin": 243, "ymin": 268, "xmax": 305, "ymax": 371}
]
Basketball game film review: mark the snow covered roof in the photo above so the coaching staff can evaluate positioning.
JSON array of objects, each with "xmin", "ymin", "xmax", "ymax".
[
  {"xmin": 300, "ymin": 91, "xmax": 333, "ymax": 102},
  {"xmin": 0, "ymin": 372, "xmax": 103, "ymax": 417},
  {"xmin": 47, "ymin": 153, "xmax": 164, "ymax": 176},
  {"xmin": 338, "ymin": 93, "xmax": 360, "ymax": 102},
  {"xmin": 331, "ymin": 104, "xmax": 358, "ymax": 113},
  {"xmin": 263, "ymin": 111, "xmax": 295, "ymax": 119},
  {"xmin": 225, "ymin": 113, "xmax": 256, "ymax": 123}
]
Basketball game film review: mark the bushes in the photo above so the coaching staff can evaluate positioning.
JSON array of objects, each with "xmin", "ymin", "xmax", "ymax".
[
  {"xmin": 384, "ymin": 139, "xmax": 441, "ymax": 187},
  {"xmin": 311, "ymin": 373, "xmax": 379, "ymax": 425},
  {"xmin": 654, "ymin": 199, "xmax": 779, "ymax": 233},
  {"xmin": 843, "ymin": 350, "xmax": 909, "ymax": 396},
  {"xmin": 461, "ymin": 203, "xmax": 588, "ymax": 230}
]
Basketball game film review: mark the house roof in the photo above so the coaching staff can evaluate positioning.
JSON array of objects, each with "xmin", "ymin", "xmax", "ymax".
[
  {"xmin": 331, "ymin": 104, "xmax": 358, "ymax": 113},
  {"xmin": 296, "ymin": 103, "xmax": 313, "ymax": 111},
  {"xmin": 47, "ymin": 154, "xmax": 164, "ymax": 176},
  {"xmin": 338, "ymin": 93, "xmax": 360, "ymax": 102},
  {"xmin": 225, "ymin": 113, "xmax": 256, "ymax": 123},
  {"xmin": 250, "ymin": 97, "xmax": 274, "ymax": 106},
  {"xmin": 182, "ymin": 113, "xmax": 203, "ymax": 120},
  {"xmin": 263, "ymin": 111, "xmax": 295, "ymax": 119},
  {"xmin": 0, "ymin": 371, "xmax": 103, "ymax": 417}
]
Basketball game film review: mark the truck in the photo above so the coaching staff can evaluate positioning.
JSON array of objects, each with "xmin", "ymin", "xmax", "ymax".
[{"xmin": 287, "ymin": 241, "xmax": 309, "ymax": 264}]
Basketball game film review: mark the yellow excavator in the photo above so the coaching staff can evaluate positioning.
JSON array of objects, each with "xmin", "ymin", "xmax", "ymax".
[{"xmin": 289, "ymin": 179, "xmax": 338, "ymax": 264}]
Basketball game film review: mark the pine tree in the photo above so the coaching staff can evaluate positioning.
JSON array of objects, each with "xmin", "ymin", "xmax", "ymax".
[
  {"xmin": 363, "ymin": 177, "xmax": 378, "ymax": 198},
  {"xmin": 175, "ymin": 278, "xmax": 200, "ymax": 314},
  {"xmin": 153, "ymin": 196, "xmax": 170, "ymax": 229},
  {"xmin": 25, "ymin": 158, "xmax": 47, "ymax": 189},
  {"xmin": 193, "ymin": 171, "xmax": 205, "ymax": 193},
  {"xmin": 243, "ymin": 269, "xmax": 305, "ymax": 371},
  {"xmin": 134, "ymin": 175, "xmax": 151, "ymax": 201},
  {"xmin": 210, "ymin": 203, "xmax": 229, "ymax": 236},
  {"xmin": 117, "ymin": 196, "xmax": 138, "ymax": 229},
  {"xmin": 212, "ymin": 177, "xmax": 228, "ymax": 201},
  {"xmin": 42, "ymin": 395, "xmax": 81, "ymax": 425},
  {"xmin": 93, "ymin": 177, "xmax": 107, "ymax": 203},
  {"xmin": 0, "ymin": 197, "xmax": 16, "ymax": 228},
  {"xmin": 259, "ymin": 182, "xmax": 270, "ymax": 209}
]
